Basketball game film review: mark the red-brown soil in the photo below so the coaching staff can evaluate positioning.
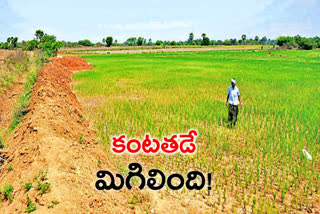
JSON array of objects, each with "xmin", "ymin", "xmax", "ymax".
[{"xmin": 0, "ymin": 56, "xmax": 211, "ymax": 213}]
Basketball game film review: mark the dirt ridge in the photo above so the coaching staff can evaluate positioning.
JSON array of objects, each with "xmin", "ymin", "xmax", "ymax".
[{"xmin": 0, "ymin": 56, "xmax": 130, "ymax": 213}]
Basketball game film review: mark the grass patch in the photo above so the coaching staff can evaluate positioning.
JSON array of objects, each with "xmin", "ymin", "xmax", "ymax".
[
  {"xmin": 8, "ymin": 54, "xmax": 43, "ymax": 134},
  {"xmin": 0, "ymin": 50, "xmax": 28, "ymax": 93}
]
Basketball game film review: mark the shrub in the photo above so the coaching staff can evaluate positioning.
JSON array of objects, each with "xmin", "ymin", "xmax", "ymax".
[
  {"xmin": 26, "ymin": 196, "xmax": 36, "ymax": 213},
  {"xmin": 24, "ymin": 182, "xmax": 33, "ymax": 192},
  {"xmin": 24, "ymin": 40, "xmax": 37, "ymax": 51},
  {"xmin": 297, "ymin": 37, "xmax": 317, "ymax": 50},
  {"xmin": 2, "ymin": 184, "xmax": 14, "ymax": 201},
  {"xmin": 78, "ymin": 39, "xmax": 94, "ymax": 47},
  {"xmin": 36, "ymin": 181, "xmax": 51, "ymax": 195},
  {"xmin": 276, "ymin": 36, "xmax": 295, "ymax": 47}
]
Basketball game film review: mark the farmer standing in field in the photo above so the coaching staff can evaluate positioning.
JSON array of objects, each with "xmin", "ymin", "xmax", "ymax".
[{"xmin": 226, "ymin": 78, "xmax": 242, "ymax": 127}]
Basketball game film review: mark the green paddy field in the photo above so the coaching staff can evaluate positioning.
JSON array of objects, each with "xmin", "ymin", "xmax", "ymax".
[{"xmin": 72, "ymin": 49, "xmax": 320, "ymax": 212}]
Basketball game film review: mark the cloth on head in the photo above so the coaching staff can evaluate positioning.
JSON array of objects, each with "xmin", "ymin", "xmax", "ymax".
[{"xmin": 231, "ymin": 79, "xmax": 236, "ymax": 84}]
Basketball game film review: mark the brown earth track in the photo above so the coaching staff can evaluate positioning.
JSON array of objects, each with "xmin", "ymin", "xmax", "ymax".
[{"xmin": 0, "ymin": 56, "xmax": 212, "ymax": 213}]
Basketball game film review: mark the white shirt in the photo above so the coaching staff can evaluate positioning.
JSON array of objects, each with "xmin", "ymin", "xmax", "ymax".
[{"xmin": 227, "ymin": 86, "xmax": 240, "ymax": 105}]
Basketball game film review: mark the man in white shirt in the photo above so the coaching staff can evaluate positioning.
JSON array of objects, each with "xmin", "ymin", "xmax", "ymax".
[{"xmin": 226, "ymin": 78, "xmax": 242, "ymax": 127}]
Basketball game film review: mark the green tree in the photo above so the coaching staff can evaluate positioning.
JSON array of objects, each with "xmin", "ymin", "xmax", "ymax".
[
  {"xmin": 189, "ymin": 33, "xmax": 194, "ymax": 44},
  {"xmin": 24, "ymin": 40, "xmax": 38, "ymax": 51},
  {"xmin": 12, "ymin": 37, "xmax": 18, "ymax": 47},
  {"xmin": 260, "ymin": 36, "xmax": 267, "ymax": 45},
  {"xmin": 137, "ymin": 37, "xmax": 143, "ymax": 46},
  {"xmin": 241, "ymin": 34, "xmax": 247, "ymax": 45},
  {"xmin": 106, "ymin": 36, "xmax": 113, "ymax": 47},
  {"xmin": 276, "ymin": 36, "xmax": 294, "ymax": 46},
  {"xmin": 125, "ymin": 37, "xmax": 137, "ymax": 46},
  {"xmin": 202, "ymin": 37, "xmax": 210, "ymax": 46},
  {"xmin": 39, "ymin": 34, "xmax": 62, "ymax": 57},
  {"xmin": 78, "ymin": 39, "xmax": 94, "ymax": 46},
  {"xmin": 297, "ymin": 37, "xmax": 317, "ymax": 50},
  {"xmin": 155, "ymin": 40, "xmax": 163, "ymax": 46},
  {"xmin": 230, "ymin": 38, "xmax": 237, "ymax": 45},
  {"xmin": 35, "ymin": 30, "xmax": 45, "ymax": 43},
  {"xmin": 170, "ymin": 41, "xmax": 176, "ymax": 46},
  {"xmin": 223, "ymin": 39, "xmax": 231, "ymax": 45},
  {"xmin": 255, "ymin": 36, "xmax": 259, "ymax": 42}
]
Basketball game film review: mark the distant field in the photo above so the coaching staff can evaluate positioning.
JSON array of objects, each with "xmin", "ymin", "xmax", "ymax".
[
  {"xmin": 60, "ymin": 45, "xmax": 269, "ymax": 54},
  {"xmin": 73, "ymin": 49, "xmax": 320, "ymax": 212}
]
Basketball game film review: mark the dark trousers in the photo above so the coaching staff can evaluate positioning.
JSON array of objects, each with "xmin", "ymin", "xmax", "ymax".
[{"xmin": 228, "ymin": 104, "xmax": 239, "ymax": 126}]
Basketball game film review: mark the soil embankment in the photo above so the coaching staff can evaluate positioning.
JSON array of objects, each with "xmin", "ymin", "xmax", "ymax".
[{"xmin": 0, "ymin": 56, "xmax": 126, "ymax": 213}]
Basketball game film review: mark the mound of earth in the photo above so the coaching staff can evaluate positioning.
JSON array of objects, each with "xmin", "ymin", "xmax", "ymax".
[{"xmin": 0, "ymin": 56, "xmax": 211, "ymax": 213}]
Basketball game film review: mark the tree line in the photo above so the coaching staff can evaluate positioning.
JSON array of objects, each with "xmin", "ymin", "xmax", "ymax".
[
  {"xmin": 1, "ymin": 31, "xmax": 319, "ymax": 51},
  {"xmin": 61, "ymin": 33, "xmax": 277, "ymax": 47},
  {"xmin": 0, "ymin": 30, "xmax": 62, "ymax": 57}
]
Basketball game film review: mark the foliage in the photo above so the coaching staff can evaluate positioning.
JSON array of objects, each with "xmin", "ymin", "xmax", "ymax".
[
  {"xmin": 39, "ymin": 35, "xmax": 62, "ymax": 57},
  {"xmin": 170, "ymin": 41, "xmax": 176, "ymax": 46},
  {"xmin": 26, "ymin": 196, "xmax": 36, "ymax": 213},
  {"xmin": 202, "ymin": 36, "xmax": 210, "ymax": 46},
  {"xmin": 106, "ymin": 36, "xmax": 113, "ymax": 47},
  {"xmin": 188, "ymin": 33, "xmax": 194, "ymax": 44},
  {"xmin": 36, "ymin": 181, "xmax": 51, "ymax": 195},
  {"xmin": 155, "ymin": 40, "xmax": 162, "ymax": 46},
  {"xmin": 276, "ymin": 36, "xmax": 295, "ymax": 47},
  {"xmin": 223, "ymin": 39, "xmax": 231, "ymax": 45},
  {"xmin": 24, "ymin": 40, "xmax": 38, "ymax": 51},
  {"xmin": 230, "ymin": 38, "xmax": 237, "ymax": 45},
  {"xmin": 78, "ymin": 39, "xmax": 94, "ymax": 47},
  {"xmin": 137, "ymin": 37, "xmax": 144, "ymax": 46},
  {"xmin": 1, "ymin": 184, "xmax": 14, "ymax": 201},
  {"xmin": 48, "ymin": 200, "xmax": 59, "ymax": 208},
  {"xmin": 277, "ymin": 35, "xmax": 318, "ymax": 50},
  {"xmin": 35, "ymin": 30, "xmax": 45, "ymax": 43},
  {"xmin": 296, "ymin": 37, "xmax": 317, "ymax": 50},
  {"xmin": 24, "ymin": 182, "xmax": 33, "ymax": 192},
  {"xmin": 125, "ymin": 37, "xmax": 137, "ymax": 46},
  {"xmin": 241, "ymin": 34, "xmax": 247, "ymax": 44}
]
